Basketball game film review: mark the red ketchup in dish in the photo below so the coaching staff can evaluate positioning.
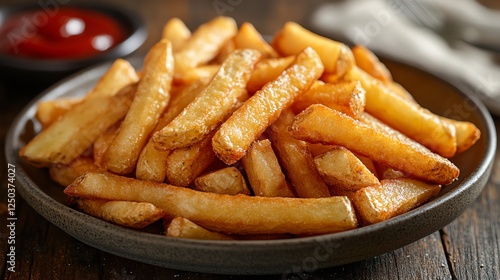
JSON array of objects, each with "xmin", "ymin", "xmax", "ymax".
[{"xmin": 0, "ymin": 7, "xmax": 127, "ymax": 59}]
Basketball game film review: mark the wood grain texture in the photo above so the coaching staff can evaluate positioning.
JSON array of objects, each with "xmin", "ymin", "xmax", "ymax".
[{"xmin": 1, "ymin": 0, "xmax": 499, "ymax": 279}]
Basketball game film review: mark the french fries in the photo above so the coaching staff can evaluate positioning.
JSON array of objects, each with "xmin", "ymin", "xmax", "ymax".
[
  {"xmin": 136, "ymin": 79, "xmax": 209, "ymax": 182},
  {"xmin": 233, "ymin": 22, "xmax": 278, "ymax": 58},
  {"xmin": 212, "ymin": 47, "xmax": 324, "ymax": 165},
  {"xmin": 165, "ymin": 217, "xmax": 233, "ymax": 240},
  {"xmin": 153, "ymin": 49, "xmax": 260, "ymax": 150},
  {"xmin": 174, "ymin": 16, "xmax": 237, "ymax": 73},
  {"xmin": 65, "ymin": 173, "xmax": 358, "ymax": 235},
  {"xmin": 292, "ymin": 80, "xmax": 366, "ymax": 118},
  {"xmin": 352, "ymin": 179, "xmax": 441, "ymax": 225},
  {"xmin": 271, "ymin": 22, "xmax": 353, "ymax": 76},
  {"xmin": 352, "ymin": 45, "xmax": 392, "ymax": 83},
  {"xmin": 75, "ymin": 199, "xmax": 165, "ymax": 229},
  {"xmin": 289, "ymin": 105, "xmax": 459, "ymax": 185},
  {"xmin": 20, "ymin": 84, "xmax": 135, "ymax": 167},
  {"xmin": 165, "ymin": 131, "xmax": 218, "ymax": 187},
  {"xmin": 104, "ymin": 39, "xmax": 174, "ymax": 174},
  {"xmin": 162, "ymin": 17, "xmax": 191, "ymax": 52},
  {"xmin": 314, "ymin": 146, "xmax": 379, "ymax": 192},
  {"xmin": 241, "ymin": 139, "xmax": 295, "ymax": 197},
  {"xmin": 193, "ymin": 167, "xmax": 250, "ymax": 195},
  {"xmin": 344, "ymin": 66, "xmax": 457, "ymax": 158},
  {"xmin": 35, "ymin": 97, "xmax": 82, "ymax": 129},
  {"xmin": 269, "ymin": 109, "xmax": 331, "ymax": 198},
  {"xmin": 20, "ymin": 18, "xmax": 480, "ymax": 241}
]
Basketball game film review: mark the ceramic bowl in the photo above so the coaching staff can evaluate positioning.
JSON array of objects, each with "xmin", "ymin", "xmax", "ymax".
[{"xmin": 5, "ymin": 57, "xmax": 496, "ymax": 275}]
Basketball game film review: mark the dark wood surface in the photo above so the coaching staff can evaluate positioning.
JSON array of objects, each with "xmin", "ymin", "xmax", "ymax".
[{"xmin": 1, "ymin": 1, "xmax": 499, "ymax": 279}]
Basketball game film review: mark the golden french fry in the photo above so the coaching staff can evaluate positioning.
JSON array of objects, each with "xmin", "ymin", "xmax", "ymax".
[
  {"xmin": 212, "ymin": 39, "xmax": 236, "ymax": 64},
  {"xmin": 165, "ymin": 217, "xmax": 234, "ymax": 240},
  {"xmin": 105, "ymin": 39, "xmax": 174, "ymax": 174},
  {"xmin": 174, "ymin": 16, "xmax": 237, "ymax": 73},
  {"xmin": 76, "ymin": 199, "xmax": 165, "ymax": 229},
  {"xmin": 212, "ymin": 47, "xmax": 324, "ymax": 165},
  {"xmin": 314, "ymin": 146, "xmax": 380, "ymax": 192},
  {"xmin": 49, "ymin": 157, "xmax": 103, "ymax": 187},
  {"xmin": 352, "ymin": 178, "xmax": 441, "ymax": 225},
  {"xmin": 344, "ymin": 66, "xmax": 457, "ymax": 158},
  {"xmin": 64, "ymin": 173, "xmax": 358, "ymax": 235},
  {"xmin": 136, "ymin": 79, "xmax": 209, "ymax": 182},
  {"xmin": 374, "ymin": 163, "xmax": 407, "ymax": 180},
  {"xmin": 173, "ymin": 65, "xmax": 220, "ymax": 85},
  {"xmin": 84, "ymin": 58, "xmax": 139, "ymax": 99},
  {"xmin": 93, "ymin": 122, "xmax": 120, "ymax": 168},
  {"xmin": 193, "ymin": 167, "xmax": 250, "ymax": 195},
  {"xmin": 289, "ymin": 105, "xmax": 459, "ymax": 185},
  {"xmin": 241, "ymin": 139, "xmax": 295, "ymax": 197},
  {"xmin": 162, "ymin": 17, "xmax": 191, "ymax": 52},
  {"xmin": 441, "ymin": 117, "xmax": 481, "ymax": 153},
  {"xmin": 292, "ymin": 80, "xmax": 366, "ymax": 118},
  {"xmin": 233, "ymin": 22, "xmax": 278, "ymax": 58},
  {"xmin": 246, "ymin": 56, "xmax": 294, "ymax": 93},
  {"xmin": 165, "ymin": 132, "xmax": 217, "ymax": 187},
  {"xmin": 35, "ymin": 97, "xmax": 83, "ymax": 129},
  {"xmin": 20, "ymin": 84, "xmax": 136, "ymax": 167},
  {"xmin": 271, "ymin": 22, "xmax": 353, "ymax": 76},
  {"xmin": 153, "ymin": 49, "xmax": 261, "ymax": 151},
  {"xmin": 352, "ymin": 45, "xmax": 392, "ymax": 83},
  {"xmin": 385, "ymin": 81, "xmax": 416, "ymax": 102},
  {"xmin": 269, "ymin": 109, "xmax": 331, "ymax": 198}
]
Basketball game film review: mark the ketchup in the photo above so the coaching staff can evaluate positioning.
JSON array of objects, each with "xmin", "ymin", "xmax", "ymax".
[{"xmin": 0, "ymin": 7, "xmax": 127, "ymax": 59}]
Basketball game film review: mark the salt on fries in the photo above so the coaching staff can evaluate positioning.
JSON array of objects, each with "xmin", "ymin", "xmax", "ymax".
[{"xmin": 20, "ymin": 17, "xmax": 480, "ymax": 240}]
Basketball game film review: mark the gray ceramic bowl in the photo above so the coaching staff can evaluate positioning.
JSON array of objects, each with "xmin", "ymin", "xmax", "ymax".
[{"xmin": 5, "ymin": 57, "xmax": 496, "ymax": 275}]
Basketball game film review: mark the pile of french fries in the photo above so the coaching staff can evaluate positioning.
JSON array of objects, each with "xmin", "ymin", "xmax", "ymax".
[{"xmin": 20, "ymin": 17, "xmax": 480, "ymax": 240}]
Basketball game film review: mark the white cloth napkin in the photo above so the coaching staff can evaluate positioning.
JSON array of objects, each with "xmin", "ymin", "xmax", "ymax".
[{"xmin": 310, "ymin": 0, "xmax": 500, "ymax": 115}]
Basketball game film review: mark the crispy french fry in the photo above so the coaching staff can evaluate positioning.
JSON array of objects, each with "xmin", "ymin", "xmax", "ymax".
[
  {"xmin": 289, "ymin": 105, "xmax": 459, "ymax": 185},
  {"xmin": 344, "ymin": 66, "xmax": 457, "ymax": 157},
  {"xmin": 233, "ymin": 22, "xmax": 278, "ymax": 58},
  {"xmin": 136, "ymin": 79, "xmax": 208, "ymax": 182},
  {"xmin": 35, "ymin": 97, "xmax": 83, "ymax": 129},
  {"xmin": 76, "ymin": 199, "xmax": 165, "ymax": 229},
  {"xmin": 84, "ymin": 59, "xmax": 139, "ymax": 99},
  {"xmin": 93, "ymin": 122, "xmax": 120, "ymax": 168},
  {"xmin": 374, "ymin": 163, "xmax": 407, "ymax": 180},
  {"xmin": 49, "ymin": 157, "xmax": 103, "ymax": 187},
  {"xmin": 352, "ymin": 45, "xmax": 392, "ymax": 83},
  {"xmin": 64, "ymin": 173, "xmax": 358, "ymax": 235},
  {"xmin": 212, "ymin": 39, "xmax": 236, "ymax": 64},
  {"xmin": 173, "ymin": 65, "xmax": 220, "ymax": 85},
  {"xmin": 174, "ymin": 16, "xmax": 237, "ymax": 73},
  {"xmin": 165, "ymin": 217, "xmax": 233, "ymax": 240},
  {"xmin": 352, "ymin": 178, "xmax": 441, "ymax": 225},
  {"xmin": 212, "ymin": 47, "xmax": 324, "ymax": 164},
  {"xmin": 153, "ymin": 49, "xmax": 261, "ymax": 151},
  {"xmin": 20, "ymin": 84, "xmax": 136, "ymax": 167},
  {"xmin": 292, "ymin": 80, "xmax": 366, "ymax": 118},
  {"xmin": 385, "ymin": 81, "xmax": 416, "ymax": 102},
  {"xmin": 314, "ymin": 146, "xmax": 379, "ymax": 192},
  {"xmin": 241, "ymin": 139, "xmax": 295, "ymax": 197},
  {"xmin": 246, "ymin": 56, "xmax": 294, "ymax": 93},
  {"xmin": 162, "ymin": 17, "xmax": 191, "ymax": 52},
  {"xmin": 271, "ymin": 22, "xmax": 353, "ymax": 76},
  {"xmin": 165, "ymin": 132, "xmax": 217, "ymax": 187},
  {"xmin": 441, "ymin": 117, "xmax": 481, "ymax": 153},
  {"xmin": 105, "ymin": 39, "xmax": 174, "ymax": 174},
  {"xmin": 269, "ymin": 109, "xmax": 331, "ymax": 198},
  {"xmin": 193, "ymin": 167, "xmax": 250, "ymax": 195}
]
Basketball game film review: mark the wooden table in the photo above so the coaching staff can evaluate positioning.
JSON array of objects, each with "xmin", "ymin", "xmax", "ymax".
[{"xmin": 1, "ymin": 1, "xmax": 499, "ymax": 279}]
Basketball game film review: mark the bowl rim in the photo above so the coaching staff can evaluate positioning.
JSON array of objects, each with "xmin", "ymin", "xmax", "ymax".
[
  {"xmin": 0, "ymin": 3, "xmax": 147, "ymax": 72},
  {"xmin": 5, "ymin": 57, "xmax": 497, "ymax": 274}
]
